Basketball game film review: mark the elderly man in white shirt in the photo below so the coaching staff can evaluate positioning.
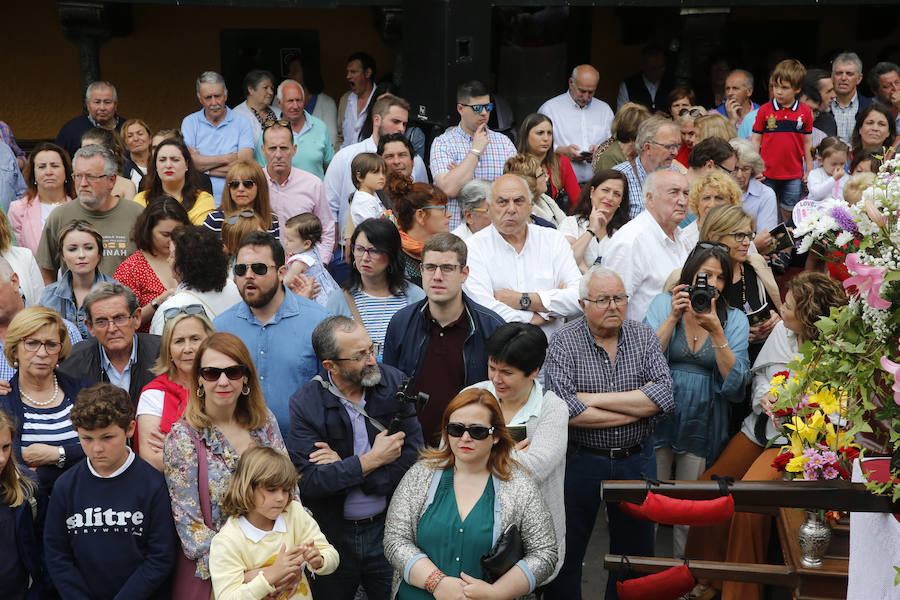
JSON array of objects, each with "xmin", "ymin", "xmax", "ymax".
[
  {"xmin": 463, "ymin": 174, "xmax": 582, "ymax": 339},
  {"xmin": 602, "ymin": 169, "xmax": 693, "ymax": 322},
  {"xmin": 538, "ymin": 65, "xmax": 614, "ymax": 183}
]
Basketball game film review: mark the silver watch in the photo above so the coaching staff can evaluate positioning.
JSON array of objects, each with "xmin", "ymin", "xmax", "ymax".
[{"xmin": 56, "ymin": 445, "xmax": 66, "ymax": 468}]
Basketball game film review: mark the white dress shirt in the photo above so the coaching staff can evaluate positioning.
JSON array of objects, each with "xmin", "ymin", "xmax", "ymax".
[
  {"xmin": 538, "ymin": 92, "xmax": 613, "ymax": 183},
  {"xmin": 340, "ymin": 88, "xmax": 375, "ymax": 148},
  {"xmin": 602, "ymin": 210, "xmax": 692, "ymax": 322},
  {"xmin": 323, "ymin": 136, "xmax": 428, "ymax": 248},
  {"xmin": 463, "ymin": 224, "xmax": 582, "ymax": 339}
]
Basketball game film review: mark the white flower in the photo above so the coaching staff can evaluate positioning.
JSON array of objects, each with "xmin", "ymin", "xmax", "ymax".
[{"xmin": 835, "ymin": 231, "xmax": 855, "ymax": 246}]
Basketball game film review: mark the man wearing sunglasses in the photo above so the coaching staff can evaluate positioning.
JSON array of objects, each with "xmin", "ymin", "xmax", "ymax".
[
  {"xmin": 430, "ymin": 80, "xmax": 517, "ymax": 230},
  {"xmin": 213, "ymin": 232, "xmax": 329, "ymax": 436},
  {"xmin": 542, "ymin": 265, "xmax": 674, "ymax": 600},
  {"xmin": 58, "ymin": 283, "xmax": 161, "ymax": 407},
  {"xmin": 538, "ymin": 64, "xmax": 614, "ymax": 183},
  {"xmin": 287, "ymin": 315, "xmax": 424, "ymax": 600}
]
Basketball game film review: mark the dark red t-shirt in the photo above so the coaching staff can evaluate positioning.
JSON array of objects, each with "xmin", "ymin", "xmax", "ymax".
[{"xmin": 753, "ymin": 99, "xmax": 813, "ymax": 180}]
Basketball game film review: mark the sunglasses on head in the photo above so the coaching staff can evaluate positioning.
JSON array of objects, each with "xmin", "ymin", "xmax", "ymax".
[
  {"xmin": 164, "ymin": 304, "xmax": 206, "ymax": 320},
  {"xmin": 233, "ymin": 262, "xmax": 273, "ymax": 276},
  {"xmin": 262, "ymin": 119, "xmax": 290, "ymax": 130},
  {"xmin": 225, "ymin": 210, "xmax": 256, "ymax": 225},
  {"xmin": 228, "ymin": 179, "xmax": 256, "ymax": 189},
  {"xmin": 446, "ymin": 422, "xmax": 495, "ymax": 440},
  {"xmin": 198, "ymin": 365, "xmax": 249, "ymax": 381}
]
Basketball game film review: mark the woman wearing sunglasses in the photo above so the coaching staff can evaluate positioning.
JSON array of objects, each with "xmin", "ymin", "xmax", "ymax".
[
  {"xmin": 386, "ymin": 172, "xmax": 451, "ymax": 287},
  {"xmin": 326, "ymin": 218, "xmax": 425, "ymax": 357},
  {"xmin": 385, "ymin": 388, "xmax": 558, "ymax": 600},
  {"xmin": 164, "ymin": 332, "xmax": 289, "ymax": 597},
  {"xmin": 136, "ymin": 306, "xmax": 214, "ymax": 471},
  {"xmin": 203, "ymin": 160, "xmax": 279, "ymax": 240},
  {"xmin": 132, "ymin": 138, "xmax": 216, "ymax": 225},
  {"xmin": 148, "ymin": 225, "xmax": 241, "ymax": 335},
  {"xmin": 643, "ymin": 242, "xmax": 750, "ymax": 558},
  {"xmin": 465, "ymin": 323, "xmax": 568, "ymax": 584}
]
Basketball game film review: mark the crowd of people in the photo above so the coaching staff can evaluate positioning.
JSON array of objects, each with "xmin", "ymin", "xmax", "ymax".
[{"xmin": 0, "ymin": 45, "xmax": 897, "ymax": 600}]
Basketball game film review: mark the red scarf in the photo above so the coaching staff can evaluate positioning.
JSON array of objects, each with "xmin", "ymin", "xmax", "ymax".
[{"xmin": 143, "ymin": 373, "xmax": 190, "ymax": 434}]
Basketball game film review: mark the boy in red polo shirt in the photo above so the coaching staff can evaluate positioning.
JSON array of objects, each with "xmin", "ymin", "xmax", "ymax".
[{"xmin": 752, "ymin": 59, "xmax": 814, "ymax": 224}]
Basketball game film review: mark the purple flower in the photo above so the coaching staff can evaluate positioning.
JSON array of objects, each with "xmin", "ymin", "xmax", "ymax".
[
  {"xmin": 822, "ymin": 465, "xmax": 839, "ymax": 479},
  {"xmin": 829, "ymin": 205, "xmax": 858, "ymax": 233},
  {"xmin": 822, "ymin": 450, "xmax": 838, "ymax": 463}
]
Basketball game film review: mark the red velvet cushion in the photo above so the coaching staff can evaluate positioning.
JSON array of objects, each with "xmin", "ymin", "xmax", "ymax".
[
  {"xmin": 619, "ymin": 490, "xmax": 735, "ymax": 526},
  {"xmin": 617, "ymin": 563, "xmax": 695, "ymax": 600}
]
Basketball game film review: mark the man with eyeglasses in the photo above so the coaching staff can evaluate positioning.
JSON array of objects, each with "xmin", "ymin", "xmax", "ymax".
[
  {"xmin": 254, "ymin": 80, "xmax": 334, "ymax": 180},
  {"xmin": 430, "ymin": 80, "xmax": 517, "ymax": 230},
  {"xmin": 55, "ymin": 81, "xmax": 127, "ymax": 158},
  {"xmin": 36, "ymin": 145, "xmax": 143, "ymax": 284},
  {"xmin": 58, "ymin": 283, "xmax": 160, "ymax": 407},
  {"xmin": 612, "ymin": 115, "xmax": 682, "ymax": 218},
  {"xmin": 287, "ymin": 315, "xmax": 424, "ymax": 600},
  {"xmin": 214, "ymin": 231, "xmax": 329, "ymax": 435},
  {"xmin": 538, "ymin": 64, "xmax": 614, "ymax": 183},
  {"xmin": 542, "ymin": 265, "xmax": 673, "ymax": 600},
  {"xmin": 685, "ymin": 137, "xmax": 737, "ymax": 187},
  {"xmin": 383, "ymin": 232, "xmax": 504, "ymax": 445}
]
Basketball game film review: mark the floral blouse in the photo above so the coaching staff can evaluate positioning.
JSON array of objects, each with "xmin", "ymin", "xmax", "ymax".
[{"xmin": 163, "ymin": 410, "xmax": 287, "ymax": 578}]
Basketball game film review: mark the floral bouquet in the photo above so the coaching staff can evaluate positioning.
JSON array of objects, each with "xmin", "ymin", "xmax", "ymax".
[{"xmin": 790, "ymin": 156, "xmax": 900, "ymax": 500}]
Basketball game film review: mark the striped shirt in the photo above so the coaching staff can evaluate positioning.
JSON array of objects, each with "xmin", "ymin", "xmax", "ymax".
[
  {"xmin": 21, "ymin": 401, "xmax": 78, "ymax": 447},
  {"xmin": 831, "ymin": 92, "xmax": 860, "ymax": 143},
  {"xmin": 612, "ymin": 157, "xmax": 649, "ymax": 219},
  {"xmin": 202, "ymin": 210, "xmax": 280, "ymax": 240},
  {"xmin": 352, "ymin": 290, "xmax": 408, "ymax": 358}
]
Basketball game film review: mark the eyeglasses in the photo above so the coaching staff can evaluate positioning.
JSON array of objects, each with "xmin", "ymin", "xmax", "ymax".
[
  {"xmin": 716, "ymin": 163, "xmax": 734, "ymax": 175},
  {"xmin": 164, "ymin": 304, "xmax": 206, "ymax": 320},
  {"xmin": 225, "ymin": 210, "xmax": 256, "ymax": 225},
  {"xmin": 73, "ymin": 172, "xmax": 110, "ymax": 182},
  {"xmin": 262, "ymin": 119, "xmax": 290, "ymax": 129},
  {"xmin": 420, "ymin": 205, "xmax": 449, "ymax": 216},
  {"xmin": 446, "ymin": 422, "xmax": 495, "ymax": 440},
  {"xmin": 582, "ymin": 294, "xmax": 629, "ymax": 308},
  {"xmin": 233, "ymin": 262, "xmax": 276, "ymax": 276},
  {"xmin": 351, "ymin": 244, "xmax": 387, "ymax": 258},
  {"xmin": 91, "ymin": 313, "xmax": 134, "ymax": 329},
  {"xmin": 199, "ymin": 365, "xmax": 249, "ymax": 381},
  {"xmin": 228, "ymin": 179, "xmax": 257, "ymax": 190},
  {"xmin": 728, "ymin": 231, "xmax": 757, "ymax": 243},
  {"xmin": 649, "ymin": 140, "xmax": 680, "ymax": 153},
  {"xmin": 332, "ymin": 344, "xmax": 380, "ymax": 362},
  {"xmin": 421, "ymin": 263, "xmax": 462, "ymax": 274},
  {"xmin": 468, "ymin": 207, "xmax": 489, "ymax": 214},
  {"xmin": 20, "ymin": 338, "xmax": 62, "ymax": 354},
  {"xmin": 460, "ymin": 102, "xmax": 494, "ymax": 114}
]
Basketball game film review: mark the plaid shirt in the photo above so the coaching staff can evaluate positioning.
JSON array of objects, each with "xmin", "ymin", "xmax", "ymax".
[
  {"xmin": 831, "ymin": 92, "xmax": 860, "ymax": 143},
  {"xmin": 545, "ymin": 316, "xmax": 674, "ymax": 448},
  {"xmin": 612, "ymin": 157, "xmax": 648, "ymax": 219},
  {"xmin": 430, "ymin": 125, "xmax": 516, "ymax": 229},
  {"xmin": 0, "ymin": 121, "xmax": 24, "ymax": 160}
]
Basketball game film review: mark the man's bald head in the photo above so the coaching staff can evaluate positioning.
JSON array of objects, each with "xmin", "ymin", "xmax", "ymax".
[
  {"xmin": 488, "ymin": 174, "xmax": 533, "ymax": 238},
  {"xmin": 643, "ymin": 170, "xmax": 689, "ymax": 234},
  {"xmin": 569, "ymin": 65, "xmax": 600, "ymax": 108}
]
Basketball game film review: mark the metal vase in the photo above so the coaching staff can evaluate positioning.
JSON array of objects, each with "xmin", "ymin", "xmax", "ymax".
[{"xmin": 798, "ymin": 511, "xmax": 832, "ymax": 568}]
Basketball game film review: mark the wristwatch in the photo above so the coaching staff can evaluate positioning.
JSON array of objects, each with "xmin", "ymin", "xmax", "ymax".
[
  {"xmin": 56, "ymin": 445, "xmax": 66, "ymax": 469},
  {"xmin": 519, "ymin": 293, "xmax": 531, "ymax": 310}
]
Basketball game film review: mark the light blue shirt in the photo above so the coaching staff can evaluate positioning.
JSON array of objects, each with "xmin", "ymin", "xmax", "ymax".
[
  {"xmin": 254, "ymin": 111, "xmax": 334, "ymax": 180},
  {"xmin": 181, "ymin": 107, "xmax": 255, "ymax": 204},
  {"xmin": 214, "ymin": 288, "xmax": 331, "ymax": 435},
  {"xmin": 0, "ymin": 141, "xmax": 25, "ymax": 212},
  {"xmin": 742, "ymin": 178, "xmax": 779, "ymax": 233},
  {"xmin": 737, "ymin": 107, "xmax": 760, "ymax": 139},
  {"xmin": 99, "ymin": 334, "xmax": 138, "ymax": 392}
]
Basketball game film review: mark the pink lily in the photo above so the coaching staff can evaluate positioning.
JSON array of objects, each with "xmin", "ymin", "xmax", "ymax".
[
  {"xmin": 844, "ymin": 253, "xmax": 892, "ymax": 309},
  {"xmin": 864, "ymin": 200, "xmax": 887, "ymax": 228},
  {"xmin": 880, "ymin": 356, "xmax": 900, "ymax": 406}
]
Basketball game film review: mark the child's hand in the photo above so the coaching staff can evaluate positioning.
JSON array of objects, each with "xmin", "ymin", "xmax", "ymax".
[
  {"xmin": 299, "ymin": 540, "xmax": 324, "ymax": 570},
  {"xmin": 832, "ymin": 165, "xmax": 844, "ymax": 181},
  {"xmin": 263, "ymin": 544, "xmax": 305, "ymax": 586}
]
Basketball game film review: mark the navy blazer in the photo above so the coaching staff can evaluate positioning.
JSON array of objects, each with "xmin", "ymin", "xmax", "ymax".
[{"xmin": 286, "ymin": 363, "xmax": 424, "ymax": 541}]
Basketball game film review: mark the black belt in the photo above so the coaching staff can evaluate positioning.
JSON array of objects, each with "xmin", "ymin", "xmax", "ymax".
[
  {"xmin": 575, "ymin": 443, "xmax": 643, "ymax": 459},
  {"xmin": 345, "ymin": 511, "xmax": 385, "ymax": 526}
]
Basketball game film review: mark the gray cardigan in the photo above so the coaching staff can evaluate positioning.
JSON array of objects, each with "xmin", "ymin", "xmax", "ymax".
[{"xmin": 384, "ymin": 461, "xmax": 558, "ymax": 599}]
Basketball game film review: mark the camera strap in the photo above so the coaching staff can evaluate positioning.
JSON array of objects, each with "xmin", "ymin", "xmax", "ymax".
[{"xmin": 312, "ymin": 375, "xmax": 387, "ymax": 433}]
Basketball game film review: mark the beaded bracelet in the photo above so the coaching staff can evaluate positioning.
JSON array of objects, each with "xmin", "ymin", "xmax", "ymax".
[{"xmin": 424, "ymin": 567, "xmax": 446, "ymax": 593}]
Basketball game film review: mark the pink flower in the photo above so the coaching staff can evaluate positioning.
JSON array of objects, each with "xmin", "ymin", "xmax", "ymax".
[
  {"xmin": 880, "ymin": 355, "xmax": 900, "ymax": 406},
  {"xmin": 864, "ymin": 200, "xmax": 887, "ymax": 228},
  {"xmin": 844, "ymin": 253, "xmax": 892, "ymax": 309}
]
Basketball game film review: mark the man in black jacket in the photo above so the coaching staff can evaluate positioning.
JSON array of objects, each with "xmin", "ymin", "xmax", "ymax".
[{"xmin": 57, "ymin": 282, "xmax": 160, "ymax": 407}]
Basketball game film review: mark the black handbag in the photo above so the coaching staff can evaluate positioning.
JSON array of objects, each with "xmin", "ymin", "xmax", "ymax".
[{"xmin": 480, "ymin": 523, "xmax": 524, "ymax": 583}]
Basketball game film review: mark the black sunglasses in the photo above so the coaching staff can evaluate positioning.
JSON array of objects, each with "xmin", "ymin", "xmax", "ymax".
[
  {"xmin": 198, "ymin": 365, "xmax": 249, "ymax": 382},
  {"xmin": 228, "ymin": 179, "xmax": 256, "ymax": 189},
  {"xmin": 233, "ymin": 262, "xmax": 274, "ymax": 276},
  {"xmin": 696, "ymin": 241, "xmax": 731, "ymax": 253},
  {"xmin": 446, "ymin": 422, "xmax": 495, "ymax": 440},
  {"xmin": 262, "ymin": 119, "xmax": 290, "ymax": 129}
]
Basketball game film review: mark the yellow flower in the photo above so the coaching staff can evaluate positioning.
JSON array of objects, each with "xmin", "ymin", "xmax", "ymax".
[
  {"xmin": 785, "ymin": 415, "xmax": 821, "ymax": 446},
  {"xmin": 786, "ymin": 455, "xmax": 809, "ymax": 472}
]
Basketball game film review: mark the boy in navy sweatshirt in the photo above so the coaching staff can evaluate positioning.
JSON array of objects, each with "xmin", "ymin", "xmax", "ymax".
[{"xmin": 44, "ymin": 384, "xmax": 177, "ymax": 600}]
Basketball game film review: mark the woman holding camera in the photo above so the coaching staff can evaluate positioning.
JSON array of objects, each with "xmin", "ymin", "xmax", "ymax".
[{"xmin": 643, "ymin": 242, "xmax": 750, "ymax": 558}]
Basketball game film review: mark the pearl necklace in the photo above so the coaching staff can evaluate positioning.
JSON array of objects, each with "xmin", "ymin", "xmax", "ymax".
[{"xmin": 20, "ymin": 375, "xmax": 59, "ymax": 407}]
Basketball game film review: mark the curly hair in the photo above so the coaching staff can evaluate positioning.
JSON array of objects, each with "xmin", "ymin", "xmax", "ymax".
[
  {"xmin": 785, "ymin": 271, "xmax": 847, "ymax": 343},
  {"xmin": 385, "ymin": 171, "xmax": 448, "ymax": 231},
  {"xmin": 502, "ymin": 154, "xmax": 544, "ymax": 203},
  {"xmin": 570, "ymin": 170, "xmax": 630, "ymax": 237},
  {"xmin": 688, "ymin": 169, "xmax": 742, "ymax": 217},
  {"xmin": 170, "ymin": 225, "xmax": 228, "ymax": 292},
  {"xmin": 70, "ymin": 383, "xmax": 135, "ymax": 431}
]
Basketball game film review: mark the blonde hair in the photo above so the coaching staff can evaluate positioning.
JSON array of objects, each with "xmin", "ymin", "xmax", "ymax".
[
  {"xmin": 688, "ymin": 170, "xmax": 742, "ymax": 216},
  {"xmin": 222, "ymin": 446, "xmax": 297, "ymax": 517},
  {"xmin": 699, "ymin": 205, "xmax": 755, "ymax": 242},
  {"xmin": 3, "ymin": 307, "xmax": 72, "ymax": 367},
  {"xmin": 0, "ymin": 411, "xmax": 35, "ymax": 507},
  {"xmin": 694, "ymin": 114, "xmax": 738, "ymax": 144},
  {"xmin": 843, "ymin": 172, "xmax": 876, "ymax": 205},
  {"xmin": 152, "ymin": 312, "xmax": 215, "ymax": 378},
  {"xmin": 221, "ymin": 212, "xmax": 267, "ymax": 256},
  {"xmin": 503, "ymin": 154, "xmax": 544, "ymax": 203}
]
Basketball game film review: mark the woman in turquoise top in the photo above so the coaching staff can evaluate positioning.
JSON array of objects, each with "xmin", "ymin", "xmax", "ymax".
[
  {"xmin": 643, "ymin": 242, "xmax": 750, "ymax": 558},
  {"xmin": 385, "ymin": 388, "xmax": 558, "ymax": 600}
]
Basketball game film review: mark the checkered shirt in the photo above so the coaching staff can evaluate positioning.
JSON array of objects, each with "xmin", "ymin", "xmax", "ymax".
[
  {"xmin": 831, "ymin": 93, "xmax": 860, "ymax": 143},
  {"xmin": 545, "ymin": 316, "xmax": 674, "ymax": 449},
  {"xmin": 612, "ymin": 158, "xmax": 648, "ymax": 219}
]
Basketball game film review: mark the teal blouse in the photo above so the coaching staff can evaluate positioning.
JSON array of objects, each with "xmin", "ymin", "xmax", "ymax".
[{"xmin": 398, "ymin": 468, "xmax": 495, "ymax": 599}]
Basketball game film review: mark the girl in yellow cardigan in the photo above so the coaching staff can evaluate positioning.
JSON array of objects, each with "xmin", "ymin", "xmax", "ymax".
[{"xmin": 210, "ymin": 447, "xmax": 338, "ymax": 599}]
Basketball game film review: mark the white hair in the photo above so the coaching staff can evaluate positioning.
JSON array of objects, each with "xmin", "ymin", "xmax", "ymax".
[
  {"xmin": 276, "ymin": 79, "xmax": 305, "ymax": 104},
  {"xmin": 579, "ymin": 265, "xmax": 623, "ymax": 298},
  {"xmin": 196, "ymin": 71, "xmax": 227, "ymax": 96},
  {"xmin": 85, "ymin": 81, "xmax": 117, "ymax": 102},
  {"xmin": 636, "ymin": 116, "xmax": 679, "ymax": 154},
  {"xmin": 832, "ymin": 52, "xmax": 863, "ymax": 75},
  {"xmin": 73, "ymin": 144, "xmax": 117, "ymax": 176}
]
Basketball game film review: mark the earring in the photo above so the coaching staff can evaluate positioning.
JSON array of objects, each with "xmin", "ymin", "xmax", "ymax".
[
  {"xmin": 13, "ymin": 360, "xmax": 18, "ymax": 368},
  {"xmin": 241, "ymin": 383, "xmax": 251, "ymax": 396},
  {"xmin": 196, "ymin": 385, "xmax": 205, "ymax": 398}
]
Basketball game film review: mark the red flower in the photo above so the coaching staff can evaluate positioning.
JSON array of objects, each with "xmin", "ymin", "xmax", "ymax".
[
  {"xmin": 807, "ymin": 402, "xmax": 821, "ymax": 409},
  {"xmin": 772, "ymin": 451, "xmax": 793, "ymax": 471},
  {"xmin": 837, "ymin": 466, "xmax": 851, "ymax": 480},
  {"xmin": 774, "ymin": 408, "xmax": 794, "ymax": 418},
  {"xmin": 840, "ymin": 446, "xmax": 860, "ymax": 461},
  {"xmin": 775, "ymin": 371, "xmax": 790, "ymax": 379}
]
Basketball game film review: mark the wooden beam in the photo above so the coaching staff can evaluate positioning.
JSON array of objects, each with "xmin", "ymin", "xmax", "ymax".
[{"xmin": 603, "ymin": 555, "xmax": 799, "ymax": 586}]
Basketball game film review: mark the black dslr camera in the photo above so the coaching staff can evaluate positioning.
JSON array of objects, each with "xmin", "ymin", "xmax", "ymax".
[
  {"xmin": 684, "ymin": 272, "xmax": 717, "ymax": 313},
  {"xmin": 387, "ymin": 377, "xmax": 429, "ymax": 435}
]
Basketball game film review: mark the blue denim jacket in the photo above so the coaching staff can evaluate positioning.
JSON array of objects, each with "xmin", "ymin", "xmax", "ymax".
[{"xmin": 38, "ymin": 271, "xmax": 115, "ymax": 340}]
